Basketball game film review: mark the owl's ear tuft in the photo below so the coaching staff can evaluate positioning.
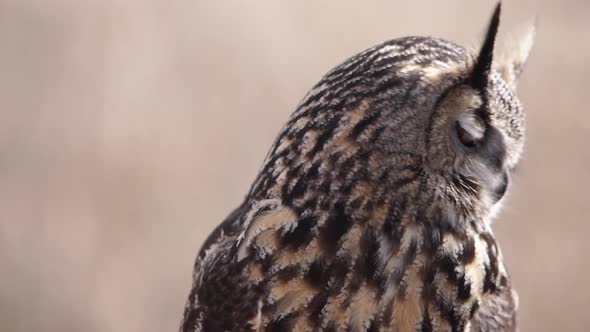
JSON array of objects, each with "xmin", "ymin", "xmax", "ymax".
[
  {"xmin": 469, "ymin": 2, "xmax": 501, "ymax": 91},
  {"xmin": 495, "ymin": 19, "xmax": 536, "ymax": 87}
]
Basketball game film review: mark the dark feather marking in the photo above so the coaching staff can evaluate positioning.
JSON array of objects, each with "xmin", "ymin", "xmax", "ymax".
[
  {"xmin": 319, "ymin": 202, "xmax": 352, "ymax": 253},
  {"xmin": 392, "ymin": 237, "xmax": 418, "ymax": 298},
  {"xmin": 327, "ymin": 257, "xmax": 350, "ymax": 296},
  {"xmin": 308, "ymin": 114, "xmax": 347, "ymax": 158},
  {"xmin": 367, "ymin": 320, "xmax": 379, "ymax": 332},
  {"xmin": 421, "ymin": 307, "xmax": 433, "ymax": 332},
  {"xmin": 390, "ymin": 170, "xmax": 421, "ymax": 190},
  {"xmin": 369, "ymin": 76, "xmax": 406, "ymax": 99},
  {"xmin": 421, "ymin": 259, "xmax": 437, "ymax": 302},
  {"xmin": 457, "ymin": 273, "xmax": 472, "ymax": 301},
  {"xmin": 480, "ymin": 232, "xmax": 499, "ymax": 294},
  {"xmin": 434, "ymin": 289, "xmax": 464, "ymax": 332},
  {"xmin": 436, "ymin": 254, "xmax": 459, "ymax": 284},
  {"xmin": 305, "ymin": 258, "xmax": 331, "ymax": 288},
  {"xmin": 482, "ymin": 264, "xmax": 497, "ymax": 294},
  {"xmin": 358, "ymin": 227, "xmax": 381, "ymax": 285},
  {"xmin": 307, "ymin": 290, "xmax": 329, "ymax": 327},
  {"xmin": 267, "ymin": 311, "xmax": 298, "ymax": 332},
  {"xmin": 280, "ymin": 215, "xmax": 316, "ymax": 249},
  {"xmin": 351, "ymin": 110, "xmax": 381, "ymax": 139},
  {"xmin": 284, "ymin": 176, "xmax": 307, "ymax": 205},
  {"xmin": 383, "ymin": 195, "xmax": 407, "ymax": 250},
  {"xmin": 323, "ymin": 322, "xmax": 337, "ymax": 332},
  {"xmin": 460, "ymin": 237, "xmax": 476, "ymax": 264},
  {"xmin": 275, "ymin": 265, "xmax": 301, "ymax": 283}
]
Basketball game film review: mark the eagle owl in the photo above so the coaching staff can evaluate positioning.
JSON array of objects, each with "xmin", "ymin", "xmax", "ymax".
[{"xmin": 181, "ymin": 4, "xmax": 534, "ymax": 331}]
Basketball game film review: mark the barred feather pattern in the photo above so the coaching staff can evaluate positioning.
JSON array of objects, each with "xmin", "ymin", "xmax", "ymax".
[{"xmin": 181, "ymin": 34, "xmax": 524, "ymax": 332}]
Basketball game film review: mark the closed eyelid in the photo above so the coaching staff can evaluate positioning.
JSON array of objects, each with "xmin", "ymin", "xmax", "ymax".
[{"xmin": 457, "ymin": 112, "xmax": 486, "ymax": 141}]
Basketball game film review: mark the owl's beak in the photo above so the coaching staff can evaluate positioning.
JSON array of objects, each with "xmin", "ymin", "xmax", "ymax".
[{"xmin": 492, "ymin": 171, "xmax": 510, "ymax": 203}]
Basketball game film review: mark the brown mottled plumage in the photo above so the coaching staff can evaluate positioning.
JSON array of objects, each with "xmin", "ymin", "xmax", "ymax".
[{"xmin": 181, "ymin": 4, "xmax": 534, "ymax": 331}]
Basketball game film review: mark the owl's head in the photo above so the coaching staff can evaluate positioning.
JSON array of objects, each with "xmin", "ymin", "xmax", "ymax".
[
  {"xmin": 423, "ymin": 4, "xmax": 534, "ymax": 220},
  {"xmin": 248, "ymin": 3, "xmax": 534, "ymax": 226}
]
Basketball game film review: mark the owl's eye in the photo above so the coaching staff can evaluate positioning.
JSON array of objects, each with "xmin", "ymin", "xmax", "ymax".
[{"xmin": 455, "ymin": 112, "xmax": 486, "ymax": 148}]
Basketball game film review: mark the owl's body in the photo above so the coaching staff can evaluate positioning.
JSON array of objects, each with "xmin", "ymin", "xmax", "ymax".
[{"xmin": 181, "ymin": 5, "xmax": 532, "ymax": 332}]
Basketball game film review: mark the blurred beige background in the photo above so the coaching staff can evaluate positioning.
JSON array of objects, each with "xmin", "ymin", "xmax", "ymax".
[{"xmin": 0, "ymin": 0, "xmax": 588, "ymax": 331}]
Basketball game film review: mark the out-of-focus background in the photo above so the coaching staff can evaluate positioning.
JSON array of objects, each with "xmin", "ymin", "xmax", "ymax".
[{"xmin": 0, "ymin": 0, "xmax": 588, "ymax": 331}]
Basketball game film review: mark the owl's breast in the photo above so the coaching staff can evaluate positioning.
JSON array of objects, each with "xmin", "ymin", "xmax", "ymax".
[{"xmin": 218, "ymin": 201, "xmax": 512, "ymax": 331}]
